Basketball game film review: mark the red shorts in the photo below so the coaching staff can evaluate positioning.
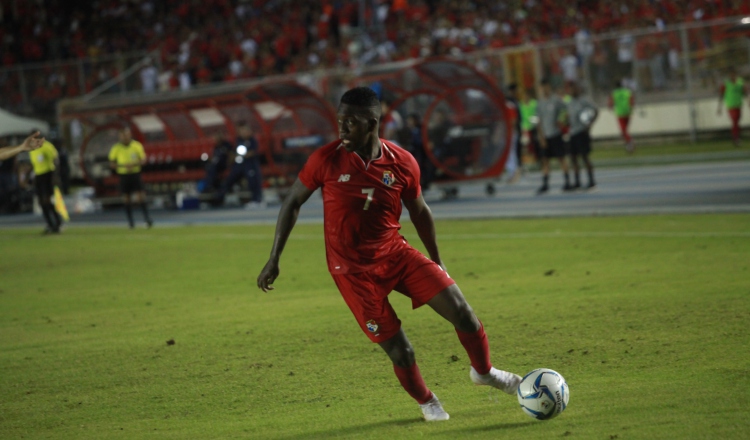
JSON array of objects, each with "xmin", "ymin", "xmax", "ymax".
[{"xmin": 331, "ymin": 247, "xmax": 455, "ymax": 343}]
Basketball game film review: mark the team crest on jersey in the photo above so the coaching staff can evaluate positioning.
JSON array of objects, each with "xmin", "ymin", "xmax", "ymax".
[
  {"xmin": 382, "ymin": 170, "xmax": 395, "ymax": 186},
  {"xmin": 365, "ymin": 320, "xmax": 379, "ymax": 333}
]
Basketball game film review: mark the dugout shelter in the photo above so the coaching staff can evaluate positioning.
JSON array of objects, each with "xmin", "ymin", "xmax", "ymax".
[
  {"xmin": 59, "ymin": 81, "xmax": 337, "ymax": 198},
  {"xmin": 353, "ymin": 58, "xmax": 513, "ymax": 195}
]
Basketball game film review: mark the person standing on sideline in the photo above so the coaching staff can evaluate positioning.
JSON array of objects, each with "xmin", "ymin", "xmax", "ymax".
[
  {"xmin": 566, "ymin": 83, "xmax": 599, "ymax": 190},
  {"xmin": 30, "ymin": 134, "xmax": 62, "ymax": 234},
  {"xmin": 505, "ymin": 83, "xmax": 523, "ymax": 182},
  {"xmin": 217, "ymin": 122, "xmax": 264, "ymax": 209},
  {"xmin": 717, "ymin": 68, "xmax": 747, "ymax": 147},
  {"xmin": 609, "ymin": 79, "xmax": 635, "ymax": 153},
  {"xmin": 0, "ymin": 131, "xmax": 45, "ymax": 161},
  {"xmin": 257, "ymin": 87, "xmax": 522, "ymax": 422},
  {"xmin": 202, "ymin": 133, "xmax": 232, "ymax": 193},
  {"xmin": 108, "ymin": 127, "xmax": 153, "ymax": 229},
  {"xmin": 380, "ymin": 98, "xmax": 404, "ymax": 143},
  {"xmin": 237, "ymin": 123, "xmax": 263, "ymax": 209},
  {"xmin": 520, "ymin": 89, "xmax": 540, "ymax": 165},
  {"xmin": 536, "ymin": 79, "xmax": 573, "ymax": 194},
  {"xmin": 405, "ymin": 113, "xmax": 434, "ymax": 190}
]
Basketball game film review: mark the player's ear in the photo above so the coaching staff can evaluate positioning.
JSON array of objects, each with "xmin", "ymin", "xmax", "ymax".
[{"xmin": 368, "ymin": 117, "xmax": 378, "ymax": 133}]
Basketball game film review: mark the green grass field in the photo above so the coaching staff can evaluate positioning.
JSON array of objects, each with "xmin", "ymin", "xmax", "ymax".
[
  {"xmin": 591, "ymin": 139, "xmax": 747, "ymax": 160},
  {"xmin": 1, "ymin": 214, "xmax": 749, "ymax": 439}
]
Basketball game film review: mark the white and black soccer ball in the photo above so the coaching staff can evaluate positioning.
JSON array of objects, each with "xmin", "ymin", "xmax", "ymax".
[
  {"xmin": 517, "ymin": 368, "xmax": 569, "ymax": 420},
  {"xmin": 579, "ymin": 108, "xmax": 596, "ymax": 125}
]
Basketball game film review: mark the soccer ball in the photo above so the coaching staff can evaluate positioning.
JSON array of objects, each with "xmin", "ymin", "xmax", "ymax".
[
  {"xmin": 579, "ymin": 108, "xmax": 596, "ymax": 125},
  {"xmin": 517, "ymin": 368, "xmax": 569, "ymax": 420}
]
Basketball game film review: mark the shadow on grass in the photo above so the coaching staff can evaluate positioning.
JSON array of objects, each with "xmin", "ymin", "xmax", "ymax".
[
  {"xmin": 443, "ymin": 421, "xmax": 535, "ymax": 434},
  {"xmin": 273, "ymin": 417, "xmax": 534, "ymax": 439},
  {"xmin": 271, "ymin": 417, "xmax": 424, "ymax": 440}
]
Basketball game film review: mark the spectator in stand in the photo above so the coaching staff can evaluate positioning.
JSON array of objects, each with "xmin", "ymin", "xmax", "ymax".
[
  {"xmin": 609, "ymin": 79, "xmax": 636, "ymax": 153},
  {"xmin": 559, "ymin": 49, "xmax": 580, "ymax": 84},
  {"xmin": 139, "ymin": 58, "xmax": 159, "ymax": 93},
  {"xmin": 1, "ymin": 0, "xmax": 740, "ymax": 118},
  {"xmin": 717, "ymin": 67, "xmax": 747, "ymax": 147}
]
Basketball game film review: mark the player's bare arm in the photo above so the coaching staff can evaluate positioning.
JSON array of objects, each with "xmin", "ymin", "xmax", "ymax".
[
  {"xmin": 403, "ymin": 195, "xmax": 444, "ymax": 270},
  {"xmin": 0, "ymin": 131, "xmax": 45, "ymax": 161},
  {"xmin": 257, "ymin": 178, "xmax": 315, "ymax": 292}
]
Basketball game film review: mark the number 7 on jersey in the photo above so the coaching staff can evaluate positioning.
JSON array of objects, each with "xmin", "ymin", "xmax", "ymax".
[{"xmin": 361, "ymin": 188, "xmax": 374, "ymax": 210}]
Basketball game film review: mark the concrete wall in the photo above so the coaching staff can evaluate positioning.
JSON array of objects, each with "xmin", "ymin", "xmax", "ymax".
[{"xmin": 590, "ymin": 96, "xmax": 750, "ymax": 140}]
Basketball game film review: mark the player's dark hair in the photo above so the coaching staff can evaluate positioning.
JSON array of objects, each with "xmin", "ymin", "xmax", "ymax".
[{"xmin": 341, "ymin": 87, "xmax": 380, "ymax": 108}]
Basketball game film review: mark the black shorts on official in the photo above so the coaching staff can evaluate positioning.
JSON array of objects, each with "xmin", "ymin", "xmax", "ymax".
[
  {"xmin": 34, "ymin": 171, "xmax": 54, "ymax": 201},
  {"xmin": 570, "ymin": 131, "xmax": 592, "ymax": 156},
  {"xmin": 119, "ymin": 172, "xmax": 144, "ymax": 194},
  {"xmin": 543, "ymin": 135, "xmax": 565, "ymax": 159}
]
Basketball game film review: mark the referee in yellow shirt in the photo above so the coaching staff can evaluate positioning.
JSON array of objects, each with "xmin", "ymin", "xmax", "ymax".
[
  {"xmin": 30, "ymin": 136, "xmax": 62, "ymax": 234},
  {"xmin": 108, "ymin": 127, "xmax": 153, "ymax": 228}
]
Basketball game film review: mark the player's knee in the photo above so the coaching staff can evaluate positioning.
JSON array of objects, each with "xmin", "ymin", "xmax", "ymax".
[
  {"xmin": 455, "ymin": 304, "xmax": 479, "ymax": 333},
  {"xmin": 387, "ymin": 345, "xmax": 415, "ymax": 368}
]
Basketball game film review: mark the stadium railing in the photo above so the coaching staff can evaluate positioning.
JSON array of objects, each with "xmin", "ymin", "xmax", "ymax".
[{"xmin": 0, "ymin": 50, "xmax": 156, "ymax": 121}]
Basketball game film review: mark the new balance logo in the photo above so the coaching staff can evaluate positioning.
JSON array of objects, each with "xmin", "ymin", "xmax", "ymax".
[{"xmin": 338, "ymin": 174, "xmax": 350, "ymax": 182}]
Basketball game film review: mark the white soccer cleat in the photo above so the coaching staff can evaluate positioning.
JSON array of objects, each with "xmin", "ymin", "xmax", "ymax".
[
  {"xmin": 419, "ymin": 394, "xmax": 450, "ymax": 421},
  {"xmin": 470, "ymin": 366, "xmax": 522, "ymax": 395}
]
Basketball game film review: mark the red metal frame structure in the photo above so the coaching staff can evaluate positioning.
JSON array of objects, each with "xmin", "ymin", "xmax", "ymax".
[
  {"xmin": 353, "ymin": 58, "xmax": 513, "ymax": 185},
  {"xmin": 64, "ymin": 82, "xmax": 337, "ymax": 196}
]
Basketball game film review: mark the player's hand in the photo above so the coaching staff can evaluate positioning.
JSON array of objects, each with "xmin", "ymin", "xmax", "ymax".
[
  {"xmin": 257, "ymin": 259, "xmax": 280, "ymax": 292},
  {"xmin": 21, "ymin": 131, "xmax": 44, "ymax": 151}
]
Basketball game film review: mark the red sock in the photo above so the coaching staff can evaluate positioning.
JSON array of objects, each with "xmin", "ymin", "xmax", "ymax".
[
  {"xmin": 729, "ymin": 109, "xmax": 741, "ymax": 141},
  {"xmin": 456, "ymin": 323, "xmax": 492, "ymax": 375},
  {"xmin": 393, "ymin": 363, "xmax": 432, "ymax": 404},
  {"xmin": 618, "ymin": 117, "xmax": 631, "ymax": 143}
]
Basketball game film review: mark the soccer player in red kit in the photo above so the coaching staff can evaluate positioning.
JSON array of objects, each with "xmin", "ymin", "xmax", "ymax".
[{"xmin": 257, "ymin": 87, "xmax": 521, "ymax": 421}]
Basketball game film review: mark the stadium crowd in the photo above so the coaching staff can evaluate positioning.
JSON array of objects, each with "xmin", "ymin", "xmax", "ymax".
[{"xmin": 1, "ymin": 0, "xmax": 748, "ymax": 104}]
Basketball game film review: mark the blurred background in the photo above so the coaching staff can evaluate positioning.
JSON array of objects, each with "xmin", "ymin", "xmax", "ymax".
[{"xmin": 1, "ymin": 0, "xmax": 749, "ymax": 215}]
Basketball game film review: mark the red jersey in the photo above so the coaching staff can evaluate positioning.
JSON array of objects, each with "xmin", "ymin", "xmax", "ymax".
[{"xmin": 298, "ymin": 139, "xmax": 421, "ymax": 274}]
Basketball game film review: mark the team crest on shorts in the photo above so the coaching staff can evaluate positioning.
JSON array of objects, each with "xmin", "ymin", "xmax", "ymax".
[
  {"xmin": 365, "ymin": 319, "xmax": 379, "ymax": 333},
  {"xmin": 382, "ymin": 170, "xmax": 395, "ymax": 186}
]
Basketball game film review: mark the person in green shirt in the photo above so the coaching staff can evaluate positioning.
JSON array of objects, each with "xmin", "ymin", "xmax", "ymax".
[
  {"xmin": 0, "ymin": 131, "xmax": 45, "ymax": 161},
  {"xmin": 717, "ymin": 67, "xmax": 747, "ymax": 147},
  {"xmin": 608, "ymin": 80, "xmax": 634, "ymax": 153},
  {"xmin": 108, "ymin": 127, "xmax": 153, "ymax": 228},
  {"xmin": 29, "ymin": 135, "xmax": 62, "ymax": 234},
  {"xmin": 520, "ymin": 90, "xmax": 540, "ymax": 164}
]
